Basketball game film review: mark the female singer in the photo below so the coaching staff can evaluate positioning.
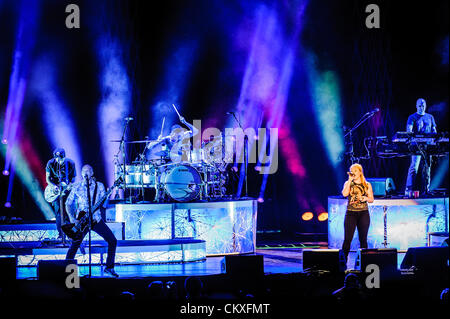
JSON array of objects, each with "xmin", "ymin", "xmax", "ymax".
[{"xmin": 341, "ymin": 163, "xmax": 374, "ymax": 262}]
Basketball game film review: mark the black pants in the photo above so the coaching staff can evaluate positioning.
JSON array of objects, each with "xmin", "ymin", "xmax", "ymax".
[
  {"xmin": 342, "ymin": 210, "xmax": 370, "ymax": 260},
  {"xmin": 66, "ymin": 220, "xmax": 117, "ymax": 269},
  {"xmin": 52, "ymin": 194, "xmax": 69, "ymax": 238},
  {"xmin": 406, "ymin": 155, "xmax": 431, "ymax": 193}
]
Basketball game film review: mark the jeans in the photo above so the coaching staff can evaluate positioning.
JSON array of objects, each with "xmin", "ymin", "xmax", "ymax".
[
  {"xmin": 52, "ymin": 194, "xmax": 69, "ymax": 238},
  {"xmin": 66, "ymin": 220, "xmax": 117, "ymax": 269},
  {"xmin": 342, "ymin": 210, "xmax": 370, "ymax": 261},
  {"xmin": 406, "ymin": 155, "xmax": 431, "ymax": 193}
]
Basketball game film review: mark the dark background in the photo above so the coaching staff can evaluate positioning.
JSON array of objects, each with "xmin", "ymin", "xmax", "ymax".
[{"xmin": 0, "ymin": 0, "xmax": 448, "ymax": 237}]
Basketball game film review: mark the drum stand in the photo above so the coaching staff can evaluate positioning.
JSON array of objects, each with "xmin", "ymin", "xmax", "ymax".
[{"xmin": 118, "ymin": 119, "xmax": 132, "ymax": 203}]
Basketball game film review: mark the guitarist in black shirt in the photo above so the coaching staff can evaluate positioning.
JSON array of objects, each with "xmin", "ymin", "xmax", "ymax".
[
  {"xmin": 65, "ymin": 164, "xmax": 119, "ymax": 278},
  {"xmin": 45, "ymin": 148, "xmax": 76, "ymax": 241}
]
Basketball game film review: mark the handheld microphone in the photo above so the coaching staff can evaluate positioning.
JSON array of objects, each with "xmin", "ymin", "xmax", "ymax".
[
  {"xmin": 226, "ymin": 111, "xmax": 235, "ymax": 115},
  {"xmin": 367, "ymin": 108, "xmax": 380, "ymax": 116},
  {"xmin": 124, "ymin": 117, "xmax": 134, "ymax": 121}
]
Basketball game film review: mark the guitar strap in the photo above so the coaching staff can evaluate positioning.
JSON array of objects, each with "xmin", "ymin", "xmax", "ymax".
[{"xmin": 92, "ymin": 182, "xmax": 98, "ymax": 209}]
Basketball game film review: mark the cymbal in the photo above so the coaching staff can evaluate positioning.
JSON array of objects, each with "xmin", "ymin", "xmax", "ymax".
[
  {"xmin": 128, "ymin": 140, "xmax": 157, "ymax": 144},
  {"xmin": 110, "ymin": 140, "xmax": 156, "ymax": 144}
]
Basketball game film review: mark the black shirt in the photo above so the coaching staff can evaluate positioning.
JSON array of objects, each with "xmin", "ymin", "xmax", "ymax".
[{"xmin": 46, "ymin": 158, "xmax": 76, "ymax": 185}]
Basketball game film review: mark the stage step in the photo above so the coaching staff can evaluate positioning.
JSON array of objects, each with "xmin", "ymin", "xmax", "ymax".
[{"xmin": 0, "ymin": 239, "xmax": 206, "ymax": 266}]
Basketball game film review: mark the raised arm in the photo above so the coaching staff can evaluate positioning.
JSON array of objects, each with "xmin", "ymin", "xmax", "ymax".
[
  {"xmin": 179, "ymin": 116, "xmax": 199, "ymax": 138},
  {"xmin": 342, "ymin": 181, "xmax": 351, "ymax": 197},
  {"xmin": 342, "ymin": 172, "xmax": 355, "ymax": 197}
]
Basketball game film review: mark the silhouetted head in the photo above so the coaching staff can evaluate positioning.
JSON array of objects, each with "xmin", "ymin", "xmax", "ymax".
[
  {"xmin": 184, "ymin": 276, "xmax": 203, "ymax": 299},
  {"xmin": 416, "ymin": 98, "xmax": 427, "ymax": 115},
  {"xmin": 344, "ymin": 273, "xmax": 361, "ymax": 289},
  {"xmin": 53, "ymin": 148, "xmax": 66, "ymax": 164}
]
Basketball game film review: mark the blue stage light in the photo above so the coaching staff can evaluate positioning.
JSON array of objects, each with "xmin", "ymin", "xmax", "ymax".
[{"xmin": 96, "ymin": 36, "xmax": 131, "ymax": 186}]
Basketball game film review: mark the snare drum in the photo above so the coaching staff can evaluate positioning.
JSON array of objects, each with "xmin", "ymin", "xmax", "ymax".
[{"xmin": 161, "ymin": 164, "xmax": 202, "ymax": 202}]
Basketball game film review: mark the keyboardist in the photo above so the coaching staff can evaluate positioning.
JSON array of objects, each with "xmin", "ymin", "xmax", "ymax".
[{"xmin": 405, "ymin": 98, "xmax": 437, "ymax": 195}]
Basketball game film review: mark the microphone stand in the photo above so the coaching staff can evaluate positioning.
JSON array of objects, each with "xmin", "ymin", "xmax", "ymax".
[
  {"xmin": 117, "ymin": 119, "xmax": 131, "ymax": 203},
  {"xmin": 229, "ymin": 112, "xmax": 248, "ymax": 198},
  {"xmin": 57, "ymin": 163, "xmax": 67, "ymax": 246},
  {"xmin": 85, "ymin": 175, "xmax": 93, "ymax": 278},
  {"xmin": 344, "ymin": 111, "xmax": 377, "ymax": 164}
]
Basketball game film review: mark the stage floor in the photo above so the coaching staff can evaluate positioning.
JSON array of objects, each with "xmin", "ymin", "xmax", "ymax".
[{"xmin": 16, "ymin": 244, "xmax": 407, "ymax": 279}]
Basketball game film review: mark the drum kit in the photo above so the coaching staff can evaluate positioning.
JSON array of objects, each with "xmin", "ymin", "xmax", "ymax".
[
  {"xmin": 113, "ymin": 104, "xmax": 240, "ymax": 203},
  {"xmin": 113, "ymin": 131, "xmax": 233, "ymax": 203}
]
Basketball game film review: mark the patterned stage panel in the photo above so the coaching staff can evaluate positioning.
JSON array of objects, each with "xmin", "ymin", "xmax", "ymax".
[
  {"xmin": 0, "ymin": 222, "xmax": 124, "ymax": 242},
  {"xmin": 12, "ymin": 240, "xmax": 206, "ymax": 266},
  {"xmin": 115, "ymin": 200, "xmax": 258, "ymax": 255},
  {"xmin": 328, "ymin": 196, "xmax": 449, "ymax": 251}
]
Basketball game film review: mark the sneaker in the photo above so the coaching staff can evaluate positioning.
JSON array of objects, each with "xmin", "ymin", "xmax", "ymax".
[{"xmin": 104, "ymin": 267, "xmax": 119, "ymax": 278}]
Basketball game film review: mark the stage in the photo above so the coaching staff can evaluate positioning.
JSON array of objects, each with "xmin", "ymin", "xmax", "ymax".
[
  {"xmin": 1, "ymin": 197, "xmax": 447, "ymax": 272},
  {"xmin": 0, "ymin": 199, "xmax": 257, "ymax": 266},
  {"xmin": 14, "ymin": 246, "xmax": 409, "ymax": 280}
]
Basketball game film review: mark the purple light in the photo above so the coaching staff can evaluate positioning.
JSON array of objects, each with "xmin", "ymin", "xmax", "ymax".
[
  {"xmin": 96, "ymin": 36, "xmax": 131, "ymax": 186},
  {"xmin": 257, "ymin": 197, "xmax": 264, "ymax": 203},
  {"xmin": 2, "ymin": 170, "xmax": 9, "ymax": 176},
  {"xmin": 30, "ymin": 55, "xmax": 83, "ymax": 180},
  {"xmin": 2, "ymin": 0, "xmax": 39, "ymax": 173},
  {"xmin": 4, "ymin": 202, "xmax": 11, "ymax": 208}
]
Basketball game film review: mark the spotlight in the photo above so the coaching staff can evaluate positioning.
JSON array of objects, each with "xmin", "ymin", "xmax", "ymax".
[
  {"xmin": 2, "ymin": 170, "xmax": 9, "ymax": 176},
  {"xmin": 4, "ymin": 202, "xmax": 12, "ymax": 208},
  {"xmin": 302, "ymin": 212, "xmax": 314, "ymax": 221},
  {"xmin": 257, "ymin": 197, "xmax": 264, "ymax": 203},
  {"xmin": 1, "ymin": 138, "xmax": 7, "ymax": 145},
  {"xmin": 318, "ymin": 212, "xmax": 328, "ymax": 222}
]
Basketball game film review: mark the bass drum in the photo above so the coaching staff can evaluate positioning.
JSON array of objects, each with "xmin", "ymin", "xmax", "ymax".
[{"xmin": 161, "ymin": 164, "xmax": 202, "ymax": 202}]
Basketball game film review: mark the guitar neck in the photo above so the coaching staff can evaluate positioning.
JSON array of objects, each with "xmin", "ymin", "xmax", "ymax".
[{"xmin": 91, "ymin": 186, "xmax": 114, "ymax": 213}]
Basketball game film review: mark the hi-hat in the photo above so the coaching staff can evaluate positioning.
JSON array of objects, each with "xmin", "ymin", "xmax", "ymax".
[{"xmin": 110, "ymin": 140, "xmax": 155, "ymax": 144}]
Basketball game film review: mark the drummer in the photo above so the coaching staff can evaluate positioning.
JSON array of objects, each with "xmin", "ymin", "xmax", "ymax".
[{"xmin": 149, "ymin": 115, "xmax": 199, "ymax": 164}]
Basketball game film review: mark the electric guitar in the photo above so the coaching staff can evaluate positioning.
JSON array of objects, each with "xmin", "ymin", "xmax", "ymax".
[
  {"xmin": 44, "ymin": 182, "xmax": 72, "ymax": 203},
  {"xmin": 61, "ymin": 177, "xmax": 122, "ymax": 240}
]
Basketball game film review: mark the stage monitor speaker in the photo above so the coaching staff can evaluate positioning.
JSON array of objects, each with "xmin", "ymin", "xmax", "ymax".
[
  {"xmin": 302, "ymin": 249, "xmax": 346, "ymax": 273},
  {"xmin": 220, "ymin": 255, "xmax": 264, "ymax": 278},
  {"xmin": 400, "ymin": 246, "xmax": 449, "ymax": 273},
  {"xmin": 0, "ymin": 256, "xmax": 17, "ymax": 283},
  {"xmin": 355, "ymin": 248, "xmax": 398, "ymax": 278},
  {"xmin": 366, "ymin": 178, "xmax": 395, "ymax": 196},
  {"xmin": 37, "ymin": 259, "xmax": 77, "ymax": 283}
]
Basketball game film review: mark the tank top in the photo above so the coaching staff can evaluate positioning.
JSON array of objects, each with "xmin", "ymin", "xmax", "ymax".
[{"xmin": 347, "ymin": 181, "xmax": 369, "ymax": 212}]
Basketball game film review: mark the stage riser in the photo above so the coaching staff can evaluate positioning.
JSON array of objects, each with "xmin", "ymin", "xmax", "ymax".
[
  {"xmin": 115, "ymin": 200, "xmax": 257, "ymax": 255},
  {"xmin": 328, "ymin": 197, "xmax": 449, "ymax": 251},
  {"xmin": 7, "ymin": 242, "xmax": 206, "ymax": 266},
  {"xmin": 0, "ymin": 222, "xmax": 124, "ymax": 242}
]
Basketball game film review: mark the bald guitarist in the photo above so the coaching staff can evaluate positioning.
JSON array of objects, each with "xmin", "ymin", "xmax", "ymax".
[{"xmin": 65, "ymin": 164, "xmax": 119, "ymax": 278}]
